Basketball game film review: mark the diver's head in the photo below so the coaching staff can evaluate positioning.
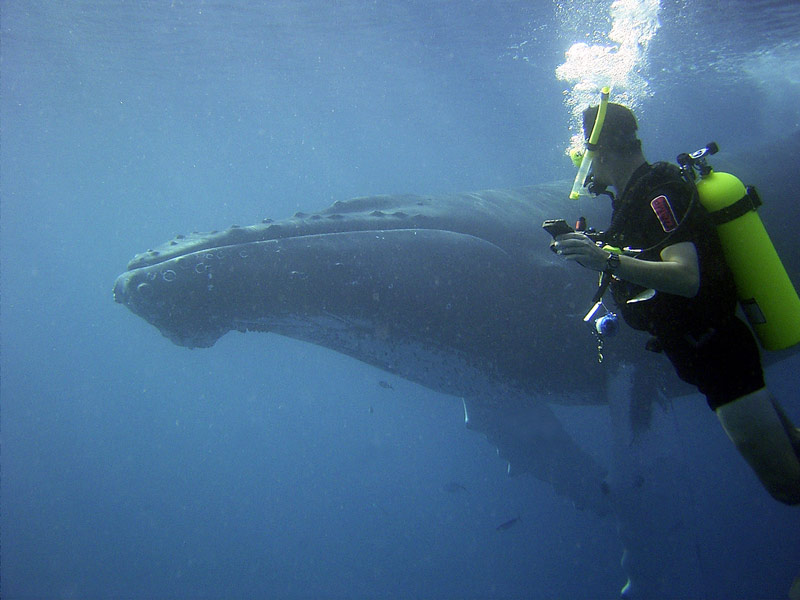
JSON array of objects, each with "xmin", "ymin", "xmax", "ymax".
[
  {"xmin": 582, "ymin": 103, "xmax": 641, "ymax": 157},
  {"xmin": 582, "ymin": 103, "xmax": 644, "ymax": 194}
]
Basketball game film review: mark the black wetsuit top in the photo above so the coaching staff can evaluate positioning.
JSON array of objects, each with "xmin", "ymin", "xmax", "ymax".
[{"xmin": 605, "ymin": 162, "xmax": 764, "ymax": 409}]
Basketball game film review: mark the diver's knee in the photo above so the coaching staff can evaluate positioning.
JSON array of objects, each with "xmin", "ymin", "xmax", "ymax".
[
  {"xmin": 767, "ymin": 485, "xmax": 800, "ymax": 506},
  {"xmin": 715, "ymin": 389, "xmax": 800, "ymax": 505}
]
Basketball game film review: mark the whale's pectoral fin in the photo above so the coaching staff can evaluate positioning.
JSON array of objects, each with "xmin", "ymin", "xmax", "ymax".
[
  {"xmin": 463, "ymin": 397, "xmax": 611, "ymax": 516},
  {"xmin": 790, "ymin": 571, "xmax": 800, "ymax": 600}
]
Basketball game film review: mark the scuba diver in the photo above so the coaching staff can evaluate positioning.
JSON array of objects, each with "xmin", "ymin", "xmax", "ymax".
[{"xmin": 551, "ymin": 101, "xmax": 800, "ymax": 505}]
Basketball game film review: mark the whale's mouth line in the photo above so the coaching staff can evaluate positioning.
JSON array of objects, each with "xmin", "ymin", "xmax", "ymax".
[
  {"xmin": 125, "ymin": 226, "xmax": 495, "ymax": 272},
  {"xmin": 113, "ymin": 229, "xmax": 511, "ymax": 319}
]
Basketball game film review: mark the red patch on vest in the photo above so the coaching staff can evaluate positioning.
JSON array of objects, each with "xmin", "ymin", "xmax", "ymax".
[{"xmin": 650, "ymin": 195, "xmax": 678, "ymax": 232}]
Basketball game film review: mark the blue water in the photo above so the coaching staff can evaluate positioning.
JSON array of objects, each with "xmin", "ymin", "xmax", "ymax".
[{"xmin": 2, "ymin": 1, "xmax": 800, "ymax": 598}]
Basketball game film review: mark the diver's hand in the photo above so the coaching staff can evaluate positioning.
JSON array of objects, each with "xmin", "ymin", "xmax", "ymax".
[{"xmin": 552, "ymin": 232, "xmax": 609, "ymax": 271}]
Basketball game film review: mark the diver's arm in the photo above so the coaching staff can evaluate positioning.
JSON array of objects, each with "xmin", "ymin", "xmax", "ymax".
[
  {"xmin": 656, "ymin": 243, "xmax": 700, "ymax": 297},
  {"xmin": 554, "ymin": 234, "xmax": 700, "ymax": 298}
]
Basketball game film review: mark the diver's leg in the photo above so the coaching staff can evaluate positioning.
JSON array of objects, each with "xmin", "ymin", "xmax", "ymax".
[
  {"xmin": 715, "ymin": 387, "xmax": 800, "ymax": 505},
  {"xmin": 770, "ymin": 397, "xmax": 800, "ymax": 457}
]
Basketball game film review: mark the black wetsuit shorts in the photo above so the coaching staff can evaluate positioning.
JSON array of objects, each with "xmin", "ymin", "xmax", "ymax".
[{"xmin": 658, "ymin": 316, "xmax": 765, "ymax": 411}]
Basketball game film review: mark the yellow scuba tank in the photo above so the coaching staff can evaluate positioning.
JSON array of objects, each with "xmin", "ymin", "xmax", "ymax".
[{"xmin": 680, "ymin": 144, "xmax": 800, "ymax": 351}]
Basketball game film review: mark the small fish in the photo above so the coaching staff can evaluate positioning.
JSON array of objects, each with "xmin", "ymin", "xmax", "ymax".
[
  {"xmin": 496, "ymin": 516, "xmax": 521, "ymax": 532},
  {"xmin": 378, "ymin": 380, "xmax": 394, "ymax": 390},
  {"xmin": 442, "ymin": 482, "xmax": 468, "ymax": 494}
]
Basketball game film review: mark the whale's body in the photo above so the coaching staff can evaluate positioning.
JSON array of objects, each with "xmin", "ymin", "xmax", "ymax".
[
  {"xmin": 113, "ymin": 182, "xmax": 684, "ymax": 512},
  {"xmin": 115, "ymin": 184, "xmax": 652, "ymax": 394}
]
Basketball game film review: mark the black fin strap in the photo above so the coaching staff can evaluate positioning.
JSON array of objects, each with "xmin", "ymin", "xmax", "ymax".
[{"xmin": 708, "ymin": 186, "xmax": 762, "ymax": 226}]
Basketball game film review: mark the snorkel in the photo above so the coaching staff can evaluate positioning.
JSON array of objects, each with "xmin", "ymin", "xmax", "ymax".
[{"xmin": 569, "ymin": 87, "xmax": 610, "ymax": 200}]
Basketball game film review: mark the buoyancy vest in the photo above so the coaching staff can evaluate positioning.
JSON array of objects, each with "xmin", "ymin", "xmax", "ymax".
[{"xmin": 604, "ymin": 162, "xmax": 738, "ymax": 338}]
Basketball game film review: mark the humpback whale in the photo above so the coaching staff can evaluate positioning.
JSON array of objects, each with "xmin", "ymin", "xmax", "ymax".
[{"xmin": 114, "ymin": 181, "xmax": 684, "ymax": 515}]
